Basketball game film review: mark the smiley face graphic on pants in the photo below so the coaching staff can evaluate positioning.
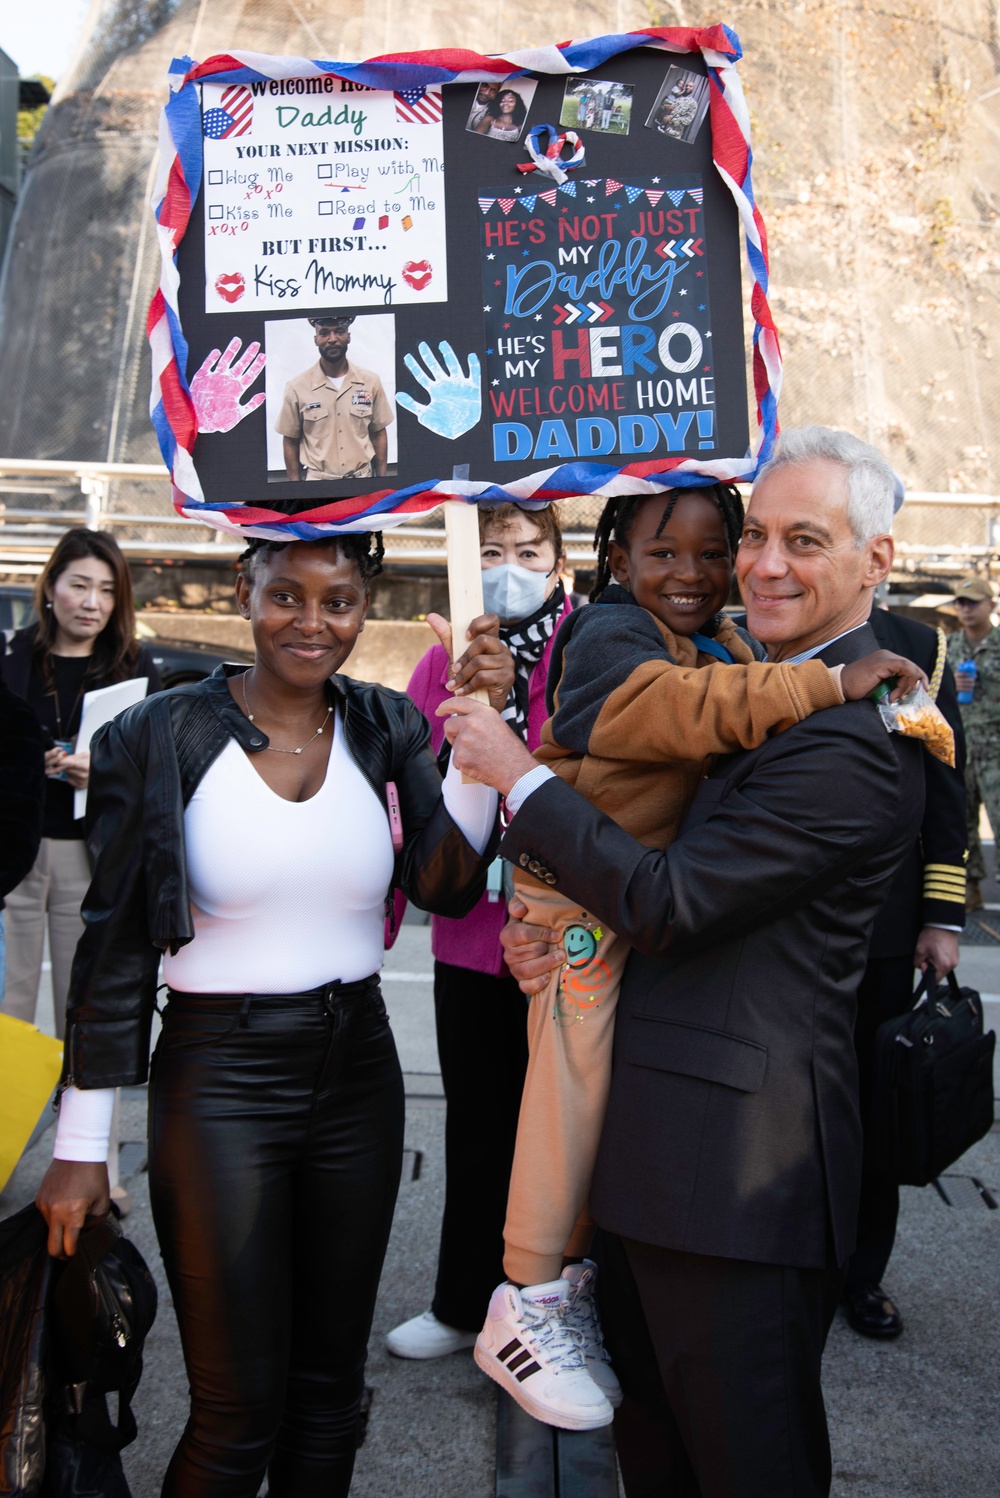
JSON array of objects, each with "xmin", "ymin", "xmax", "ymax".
[{"xmin": 563, "ymin": 923, "xmax": 599, "ymax": 969}]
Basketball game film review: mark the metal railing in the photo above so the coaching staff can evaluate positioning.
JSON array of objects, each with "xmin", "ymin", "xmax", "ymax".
[{"xmin": 1, "ymin": 459, "xmax": 998, "ymax": 577}]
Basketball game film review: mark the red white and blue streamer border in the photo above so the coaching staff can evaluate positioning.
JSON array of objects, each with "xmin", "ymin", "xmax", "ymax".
[{"xmin": 149, "ymin": 25, "xmax": 781, "ymax": 541}]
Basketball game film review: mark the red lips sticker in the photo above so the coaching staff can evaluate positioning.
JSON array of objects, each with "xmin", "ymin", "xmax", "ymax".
[
  {"xmin": 402, "ymin": 260, "xmax": 432, "ymax": 292},
  {"xmin": 215, "ymin": 271, "xmax": 246, "ymax": 304}
]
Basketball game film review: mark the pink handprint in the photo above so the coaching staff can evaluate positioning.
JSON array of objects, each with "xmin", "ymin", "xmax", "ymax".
[{"xmin": 190, "ymin": 338, "xmax": 267, "ymax": 433}]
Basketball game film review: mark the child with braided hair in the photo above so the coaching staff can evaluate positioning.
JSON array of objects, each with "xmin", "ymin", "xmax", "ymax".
[{"xmin": 472, "ymin": 483, "xmax": 928, "ymax": 1432}]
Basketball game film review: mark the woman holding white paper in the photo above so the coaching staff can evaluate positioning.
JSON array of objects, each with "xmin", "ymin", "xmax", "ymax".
[{"xmin": 0, "ymin": 528, "xmax": 161, "ymax": 1036}]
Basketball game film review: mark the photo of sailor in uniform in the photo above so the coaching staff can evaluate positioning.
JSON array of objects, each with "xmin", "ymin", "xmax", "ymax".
[{"xmin": 267, "ymin": 314, "xmax": 396, "ymax": 482}]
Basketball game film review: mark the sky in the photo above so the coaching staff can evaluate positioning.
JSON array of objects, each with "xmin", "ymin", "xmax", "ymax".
[{"xmin": 1, "ymin": 1, "xmax": 91, "ymax": 81}]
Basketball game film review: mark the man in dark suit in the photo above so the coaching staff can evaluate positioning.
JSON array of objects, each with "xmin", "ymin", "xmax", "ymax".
[
  {"xmin": 442, "ymin": 426, "xmax": 927, "ymax": 1497},
  {"xmin": 842, "ymin": 605, "xmax": 966, "ymax": 1337}
]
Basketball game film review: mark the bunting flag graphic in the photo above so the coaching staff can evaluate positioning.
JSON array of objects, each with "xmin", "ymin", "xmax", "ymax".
[
  {"xmin": 666, "ymin": 189, "xmax": 686, "ymax": 206},
  {"xmin": 645, "ymin": 188, "xmax": 664, "ymax": 206},
  {"xmin": 688, "ymin": 186, "xmax": 704, "ymax": 204},
  {"xmin": 558, "ymin": 180, "xmax": 577, "ymax": 196},
  {"xmin": 521, "ymin": 194, "xmax": 537, "ymax": 211},
  {"xmin": 150, "ymin": 24, "xmax": 780, "ymax": 538},
  {"xmin": 625, "ymin": 185, "xmax": 643, "ymax": 203},
  {"xmin": 498, "ymin": 198, "xmax": 516, "ymax": 214},
  {"xmin": 605, "ymin": 178, "xmax": 623, "ymax": 195},
  {"xmin": 478, "ymin": 196, "xmax": 495, "ymax": 214},
  {"xmin": 538, "ymin": 187, "xmax": 558, "ymax": 206}
]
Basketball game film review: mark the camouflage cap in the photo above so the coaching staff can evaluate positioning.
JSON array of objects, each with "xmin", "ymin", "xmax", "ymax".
[{"xmin": 953, "ymin": 576, "xmax": 994, "ymax": 603}]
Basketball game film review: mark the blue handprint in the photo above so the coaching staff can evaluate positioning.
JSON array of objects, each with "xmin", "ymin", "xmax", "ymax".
[{"xmin": 397, "ymin": 341, "xmax": 482, "ymax": 440}]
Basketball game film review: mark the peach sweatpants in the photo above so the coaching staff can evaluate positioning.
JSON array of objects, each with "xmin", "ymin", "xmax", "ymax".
[{"xmin": 502, "ymin": 881, "xmax": 628, "ymax": 1287}]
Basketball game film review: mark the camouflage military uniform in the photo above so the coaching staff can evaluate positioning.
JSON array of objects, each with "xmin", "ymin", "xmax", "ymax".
[{"xmin": 947, "ymin": 624, "xmax": 1000, "ymax": 882}]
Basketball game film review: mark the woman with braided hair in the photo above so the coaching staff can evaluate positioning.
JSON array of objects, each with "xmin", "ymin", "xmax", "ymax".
[{"xmin": 35, "ymin": 532, "xmax": 513, "ymax": 1497}]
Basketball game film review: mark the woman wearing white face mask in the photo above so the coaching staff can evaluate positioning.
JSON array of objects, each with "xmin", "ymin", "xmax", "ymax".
[{"xmin": 386, "ymin": 503, "xmax": 570, "ymax": 1361}]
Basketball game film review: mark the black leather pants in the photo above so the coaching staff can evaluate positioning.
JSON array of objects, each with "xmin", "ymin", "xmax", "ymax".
[{"xmin": 147, "ymin": 979, "xmax": 404, "ymax": 1498}]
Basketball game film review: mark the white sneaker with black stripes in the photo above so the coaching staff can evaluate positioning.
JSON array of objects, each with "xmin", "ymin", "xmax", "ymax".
[
  {"xmin": 560, "ymin": 1261, "xmax": 623, "ymax": 1408},
  {"xmin": 474, "ymin": 1279, "xmax": 615, "ymax": 1430}
]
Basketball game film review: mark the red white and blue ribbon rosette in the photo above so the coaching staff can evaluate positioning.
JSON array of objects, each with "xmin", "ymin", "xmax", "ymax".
[
  {"xmin": 149, "ymin": 25, "xmax": 781, "ymax": 542},
  {"xmin": 517, "ymin": 124, "xmax": 586, "ymax": 186}
]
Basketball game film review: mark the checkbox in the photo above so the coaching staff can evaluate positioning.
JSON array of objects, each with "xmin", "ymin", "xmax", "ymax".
[
  {"xmin": 208, "ymin": 204, "xmax": 224, "ymax": 220},
  {"xmin": 317, "ymin": 164, "xmax": 333, "ymax": 179},
  {"xmin": 318, "ymin": 200, "xmax": 333, "ymax": 215},
  {"xmin": 207, "ymin": 170, "xmax": 223, "ymax": 185}
]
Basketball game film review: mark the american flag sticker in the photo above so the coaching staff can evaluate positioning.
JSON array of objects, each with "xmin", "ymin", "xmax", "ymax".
[
  {"xmin": 394, "ymin": 87, "xmax": 443, "ymax": 126},
  {"xmin": 203, "ymin": 85, "xmax": 254, "ymax": 140}
]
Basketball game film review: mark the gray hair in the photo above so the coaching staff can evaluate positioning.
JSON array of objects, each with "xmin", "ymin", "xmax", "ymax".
[{"xmin": 755, "ymin": 426, "xmax": 896, "ymax": 546}]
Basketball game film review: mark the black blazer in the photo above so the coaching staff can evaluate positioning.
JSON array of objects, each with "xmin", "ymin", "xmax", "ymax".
[
  {"xmin": 0, "ymin": 678, "xmax": 44, "ymax": 904},
  {"xmin": 501, "ymin": 624, "xmax": 925, "ymax": 1270},
  {"xmin": 866, "ymin": 608, "xmax": 966, "ymax": 958}
]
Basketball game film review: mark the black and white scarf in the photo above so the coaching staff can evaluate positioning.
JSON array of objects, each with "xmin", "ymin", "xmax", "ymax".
[{"xmin": 499, "ymin": 581, "xmax": 566, "ymax": 740}]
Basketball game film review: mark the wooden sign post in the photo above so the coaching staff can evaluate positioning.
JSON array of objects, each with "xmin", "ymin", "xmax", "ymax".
[
  {"xmin": 445, "ymin": 500, "xmax": 489, "ymax": 780},
  {"xmin": 445, "ymin": 501, "xmax": 487, "ymax": 687}
]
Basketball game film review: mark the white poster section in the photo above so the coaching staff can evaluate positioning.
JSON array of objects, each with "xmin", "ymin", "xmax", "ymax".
[{"xmin": 201, "ymin": 79, "xmax": 448, "ymax": 316}]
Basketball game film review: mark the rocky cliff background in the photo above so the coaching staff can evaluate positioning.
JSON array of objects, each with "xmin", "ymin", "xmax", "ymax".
[{"xmin": 1, "ymin": 0, "xmax": 997, "ymax": 502}]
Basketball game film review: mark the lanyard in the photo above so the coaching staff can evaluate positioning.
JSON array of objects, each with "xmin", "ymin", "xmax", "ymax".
[
  {"xmin": 690, "ymin": 632, "xmax": 735, "ymax": 665},
  {"xmin": 51, "ymin": 669, "xmax": 88, "ymax": 741}
]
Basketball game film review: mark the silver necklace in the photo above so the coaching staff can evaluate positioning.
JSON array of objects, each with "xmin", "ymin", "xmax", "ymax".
[{"xmin": 241, "ymin": 671, "xmax": 333, "ymax": 755}]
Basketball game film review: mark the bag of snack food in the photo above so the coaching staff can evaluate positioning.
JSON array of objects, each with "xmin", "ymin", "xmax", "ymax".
[{"xmin": 874, "ymin": 681, "xmax": 956, "ymax": 766}]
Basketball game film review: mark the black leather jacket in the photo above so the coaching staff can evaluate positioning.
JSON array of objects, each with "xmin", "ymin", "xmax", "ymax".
[{"xmin": 63, "ymin": 666, "xmax": 498, "ymax": 1089}]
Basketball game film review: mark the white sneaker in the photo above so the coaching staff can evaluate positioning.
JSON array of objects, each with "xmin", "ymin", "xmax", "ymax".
[
  {"xmin": 475, "ymin": 1280, "xmax": 615, "ymax": 1430},
  {"xmin": 560, "ymin": 1261, "xmax": 623, "ymax": 1408},
  {"xmin": 385, "ymin": 1310, "xmax": 477, "ymax": 1359},
  {"xmin": 109, "ymin": 1183, "xmax": 133, "ymax": 1217}
]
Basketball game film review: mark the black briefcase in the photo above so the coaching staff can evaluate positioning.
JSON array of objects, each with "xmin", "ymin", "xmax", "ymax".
[{"xmin": 873, "ymin": 968, "xmax": 996, "ymax": 1187}]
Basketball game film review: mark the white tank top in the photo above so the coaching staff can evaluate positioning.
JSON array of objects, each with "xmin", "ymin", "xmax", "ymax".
[
  {"xmin": 54, "ymin": 725, "xmax": 497, "ymax": 1162},
  {"xmin": 163, "ymin": 715, "xmax": 394, "ymax": 993}
]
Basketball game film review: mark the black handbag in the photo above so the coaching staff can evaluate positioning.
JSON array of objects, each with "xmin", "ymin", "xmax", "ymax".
[
  {"xmin": 872, "ymin": 967, "xmax": 996, "ymax": 1187},
  {"xmin": 0, "ymin": 1204, "xmax": 51, "ymax": 1497},
  {"xmin": 0, "ymin": 1204, "xmax": 157, "ymax": 1498},
  {"xmin": 49, "ymin": 1208, "xmax": 158, "ymax": 1458}
]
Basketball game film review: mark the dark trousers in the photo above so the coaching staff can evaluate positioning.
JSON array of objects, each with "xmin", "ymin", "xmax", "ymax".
[
  {"xmin": 846, "ymin": 954, "xmax": 916, "ymax": 1291},
  {"xmin": 597, "ymin": 1231, "xmax": 843, "ymax": 1498},
  {"xmin": 148, "ymin": 982, "xmax": 404, "ymax": 1498},
  {"xmin": 431, "ymin": 958, "xmax": 529, "ymax": 1331}
]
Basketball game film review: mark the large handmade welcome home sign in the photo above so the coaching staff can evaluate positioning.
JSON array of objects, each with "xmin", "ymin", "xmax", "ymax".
[{"xmin": 149, "ymin": 25, "xmax": 780, "ymax": 541}]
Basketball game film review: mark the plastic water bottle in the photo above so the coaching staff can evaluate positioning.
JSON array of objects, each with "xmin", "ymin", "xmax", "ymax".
[{"xmin": 957, "ymin": 659, "xmax": 977, "ymax": 706}]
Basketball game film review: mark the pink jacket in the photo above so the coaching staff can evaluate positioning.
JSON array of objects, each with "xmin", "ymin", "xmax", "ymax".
[{"xmin": 406, "ymin": 601, "xmax": 571, "ymax": 976}]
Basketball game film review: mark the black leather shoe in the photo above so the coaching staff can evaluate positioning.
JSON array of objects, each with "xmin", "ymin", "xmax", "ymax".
[{"xmin": 842, "ymin": 1282, "xmax": 903, "ymax": 1339}]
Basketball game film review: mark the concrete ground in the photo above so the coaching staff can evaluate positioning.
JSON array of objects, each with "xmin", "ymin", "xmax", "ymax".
[{"xmin": 3, "ymin": 909, "xmax": 998, "ymax": 1497}]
